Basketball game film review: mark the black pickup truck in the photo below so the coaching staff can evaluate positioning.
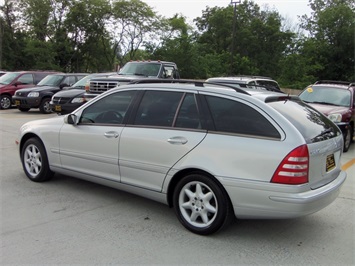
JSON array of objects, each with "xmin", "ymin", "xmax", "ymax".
[{"xmin": 84, "ymin": 60, "xmax": 180, "ymax": 100}]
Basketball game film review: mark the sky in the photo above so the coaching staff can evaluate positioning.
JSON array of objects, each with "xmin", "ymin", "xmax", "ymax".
[{"xmin": 143, "ymin": 0, "xmax": 312, "ymax": 24}]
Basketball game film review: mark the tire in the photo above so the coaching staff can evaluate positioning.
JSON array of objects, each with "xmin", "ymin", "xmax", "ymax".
[
  {"xmin": 19, "ymin": 107, "xmax": 30, "ymax": 112},
  {"xmin": 0, "ymin": 95, "xmax": 12, "ymax": 109},
  {"xmin": 343, "ymin": 125, "xmax": 353, "ymax": 152},
  {"xmin": 21, "ymin": 138, "xmax": 54, "ymax": 182},
  {"xmin": 173, "ymin": 173, "xmax": 233, "ymax": 235},
  {"xmin": 39, "ymin": 98, "xmax": 52, "ymax": 114}
]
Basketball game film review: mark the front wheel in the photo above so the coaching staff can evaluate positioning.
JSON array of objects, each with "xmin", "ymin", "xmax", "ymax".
[
  {"xmin": 173, "ymin": 173, "xmax": 233, "ymax": 235},
  {"xmin": 21, "ymin": 138, "xmax": 54, "ymax": 182},
  {"xmin": 39, "ymin": 98, "xmax": 52, "ymax": 114},
  {"xmin": 0, "ymin": 95, "xmax": 12, "ymax": 109},
  {"xmin": 343, "ymin": 125, "xmax": 353, "ymax": 152}
]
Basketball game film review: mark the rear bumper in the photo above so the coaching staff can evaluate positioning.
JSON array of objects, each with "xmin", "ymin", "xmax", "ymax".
[{"xmin": 223, "ymin": 171, "xmax": 347, "ymax": 219}]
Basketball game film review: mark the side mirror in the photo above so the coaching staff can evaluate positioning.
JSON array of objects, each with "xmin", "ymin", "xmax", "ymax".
[
  {"xmin": 60, "ymin": 83, "xmax": 69, "ymax": 89},
  {"xmin": 13, "ymin": 81, "xmax": 23, "ymax": 86},
  {"xmin": 65, "ymin": 114, "xmax": 78, "ymax": 125}
]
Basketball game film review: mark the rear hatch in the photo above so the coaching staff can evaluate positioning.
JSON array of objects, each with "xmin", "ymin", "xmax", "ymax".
[{"xmin": 266, "ymin": 95, "xmax": 343, "ymax": 189}]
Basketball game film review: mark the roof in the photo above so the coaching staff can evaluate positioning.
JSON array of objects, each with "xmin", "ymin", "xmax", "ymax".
[
  {"xmin": 206, "ymin": 76, "xmax": 275, "ymax": 84},
  {"xmin": 313, "ymin": 80, "xmax": 355, "ymax": 89}
]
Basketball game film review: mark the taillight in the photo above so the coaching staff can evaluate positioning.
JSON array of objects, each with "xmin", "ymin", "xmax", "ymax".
[{"xmin": 271, "ymin": 145, "xmax": 309, "ymax": 185}]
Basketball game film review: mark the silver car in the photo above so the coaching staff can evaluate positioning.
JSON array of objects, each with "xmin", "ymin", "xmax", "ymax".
[{"xmin": 17, "ymin": 81, "xmax": 347, "ymax": 235}]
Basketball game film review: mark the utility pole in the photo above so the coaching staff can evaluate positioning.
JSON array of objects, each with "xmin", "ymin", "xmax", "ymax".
[{"xmin": 230, "ymin": 0, "xmax": 241, "ymax": 75}]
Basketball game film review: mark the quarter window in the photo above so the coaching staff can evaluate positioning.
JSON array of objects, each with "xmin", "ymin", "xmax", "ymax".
[{"xmin": 205, "ymin": 96, "xmax": 280, "ymax": 138}]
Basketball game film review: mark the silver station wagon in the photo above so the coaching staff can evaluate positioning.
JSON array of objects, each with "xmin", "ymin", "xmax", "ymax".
[{"xmin": 17, "ymin": 80, "xmax": 347, "ymax": 235}]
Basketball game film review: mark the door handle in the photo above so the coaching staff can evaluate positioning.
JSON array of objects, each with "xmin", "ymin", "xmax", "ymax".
[
  {"xmin": 104, "ymin": 131, "xmax": 119, "ymax": 138},
  {"xmin": 167, "ymin": 136, "xmax": 188, "ymax": 144}
]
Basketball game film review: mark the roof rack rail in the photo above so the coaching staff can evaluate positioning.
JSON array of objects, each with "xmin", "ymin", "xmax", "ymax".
[
  {"xmin": 128, "ymin": 78, "xmax": 250, "ymax": 95},
  {"xmin": 314, "ymin": 80, "xmax": 351, "ymax": 85},
  {"xmin": 230, "ymin": 75, "xmax": 273, "ymax": 79},
  {"xmin": 314, "ymin": 80, "xmax": 355, "ymax": 89}
]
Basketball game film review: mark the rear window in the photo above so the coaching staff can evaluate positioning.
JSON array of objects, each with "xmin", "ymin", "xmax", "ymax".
[{"xmin": 268, "ymin": 100, "xmax": 341, "ymax": 143}]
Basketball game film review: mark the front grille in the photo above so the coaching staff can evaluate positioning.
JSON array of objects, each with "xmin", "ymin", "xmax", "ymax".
[
  {"xmin": 89, "ymin": 82, "xmax": 119, "ymax": 93},
  {"xmin": 52, "ymin": 97, "xmax": 70, "ymax": 104}
]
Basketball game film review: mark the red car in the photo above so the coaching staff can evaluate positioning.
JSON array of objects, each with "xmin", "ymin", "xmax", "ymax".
[
  {"xmin": 0, "ymin": 71, "xmax": 59, "ymax": 109},
  {"xmin": 299, "ymin": 80, "xmax": 355, "ymax": 152}
]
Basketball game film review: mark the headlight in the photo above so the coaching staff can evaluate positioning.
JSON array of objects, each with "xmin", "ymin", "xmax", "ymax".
[
  {"xmin": 28, "ymin": 92, "xmax": 39, "ymax": 97},
  {"xmin": 71, "ymin": 97, "xmax": 85, "ymax": 103},
  {"xmin": 328, "ymin": 113, "xmax": 342, "ymax": 123}
]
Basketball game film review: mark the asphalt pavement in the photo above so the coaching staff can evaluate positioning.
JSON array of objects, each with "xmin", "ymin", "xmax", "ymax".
[{"xmin": 1, "ymin": 108, "xmax": 354, "ymax": 265}]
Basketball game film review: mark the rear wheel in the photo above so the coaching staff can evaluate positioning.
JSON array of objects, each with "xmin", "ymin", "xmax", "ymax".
[
  {"xmin": 343, "ymin": 125, "xmax": 353, "ymax": 152},
  {"xmin": 173, "ymin": 173, "xmax": 233, "ymax": 235},
  {"xmin": 0, "ymin": 95, "xmax": 12, "ymax": 109},
  {"xmin": 21, "ymin": 138, "xmax": 54, "ymax": 182},
  {"xmin": 39, "ymin": 98, "xmax": 52, "ymax": 114}
]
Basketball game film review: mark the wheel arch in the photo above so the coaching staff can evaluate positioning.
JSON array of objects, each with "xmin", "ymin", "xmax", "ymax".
[
  {"xmin": 19, "ymin": 133, "xmax": 43, "ymax": 155},
  {"xmin": 166, "ymin": 168, "xmax": 233, "ymax": 212}
]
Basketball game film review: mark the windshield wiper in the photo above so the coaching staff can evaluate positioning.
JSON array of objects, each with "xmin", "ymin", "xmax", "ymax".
[
  {"xmin": 312, "ymin": 128, "xmax": 335, "ymax": 142},
  {"xmin": 311, "ymin": 101, "xmax": 337, "ymax": 106}
]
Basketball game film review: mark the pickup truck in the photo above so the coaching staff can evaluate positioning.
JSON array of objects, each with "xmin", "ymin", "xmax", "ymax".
[{"xmin": 84, "ymin": 60, "xmax": 180, "ymax": 100}]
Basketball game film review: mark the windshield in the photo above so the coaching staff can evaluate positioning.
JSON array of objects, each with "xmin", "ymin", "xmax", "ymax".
[
  {"xmin": 299, "ymin": 86, "xmax": 351, "ymax": 107},
  {"xmin": 119, "ymin": 62, "xmax": 161, "ymax": 77},
  {"xmin": 72, "ymin": 75, "xmax": 92, "ymax": 87},
  {"xmin": 0, "ymin": 72, "xmax": 21, "ymax": 85},
  {"xmin": 37, "ymin": 75, "xmax": 64, "ymax": 86}
]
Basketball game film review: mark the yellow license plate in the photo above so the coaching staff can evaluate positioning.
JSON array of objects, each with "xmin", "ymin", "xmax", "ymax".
[
  {"xmin": 326, "ymin": 154, "xmax": 335, "ymax": 172},
  {"xmin": 55, "ymin": 105, "xmax": 62, "ymax": 111},
  {"xmin": 15, "ymin": 100, "xmax": 20, "ymax": 106}
]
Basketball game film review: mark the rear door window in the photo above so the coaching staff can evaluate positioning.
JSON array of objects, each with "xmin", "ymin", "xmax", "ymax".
[
  {"xmin": 133, "ymin": 91, "xmax": 183, "ymax": 127},
  {"xmin": 18, "ymin": 74, "xmax": 34, "ymax": 84}
]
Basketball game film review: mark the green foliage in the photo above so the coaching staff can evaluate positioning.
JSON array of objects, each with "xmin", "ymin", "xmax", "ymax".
[{"xmin": 0, "ymin": 0, "xmax": 353, "ymax": 85}]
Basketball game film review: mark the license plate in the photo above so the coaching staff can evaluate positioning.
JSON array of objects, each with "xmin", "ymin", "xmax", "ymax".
[
  {"xmin": 15, "ymin": 100, "xmax": 20, "ymax": 106},
  {"xmin": 55, "ymin": 105, "xmax": 62, "ymax": 111},
  {"xmin": 326, "ymin": 154, "xmax": 335, "ymax": 172}
]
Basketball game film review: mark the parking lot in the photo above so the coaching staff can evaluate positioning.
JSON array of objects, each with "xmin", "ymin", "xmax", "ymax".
[{"xmin": 1, "ymin": 108, "xmax": 354, "ymax": 265}]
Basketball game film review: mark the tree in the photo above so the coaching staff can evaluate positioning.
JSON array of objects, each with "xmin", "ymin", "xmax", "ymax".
[
  {"xmin": 108, "ymin": 0, "xmax": 159, "ymax": 65},
  {"xmin": 300, "ymin": 0, "xmax": 355, "ymax": 81}
]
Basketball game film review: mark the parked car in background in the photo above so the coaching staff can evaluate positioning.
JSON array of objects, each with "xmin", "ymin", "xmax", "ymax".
[
  {"xmin": 299, "ymin": 80, "xmax": 355, "ymax": 152},
  {"xmin": 17, "ymin": 80, "xmax": 346, "ymax": 235},
  {"xmin": 206, "ymin": 76, "xmax": 283, "ymax": 93},
  {"xmin": 13, "ymin": 73, "xmax": 87, "ymax": 114},
  {"xmin": 50, "ymin": 72, "xmax": 116, "ymax": 115},
  {"xmin": 0, "ymin": 71, "xmax": 59, "ymax": 109},
  {"xmin": 0, "ymin": 70, "xmax": 8, "ymax": 77}
]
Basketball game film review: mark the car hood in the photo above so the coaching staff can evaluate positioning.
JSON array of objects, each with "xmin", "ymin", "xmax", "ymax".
[
  {"xmin": 53, "ymin": 89, "xmax": 83, "ymax": 98},
  {"xmin": 17, "ymin": 85, "xmax": 59, "ymax": 93},
  {"xmin": 307, "ymin": 103, "xmax": 349, "ymax": 115}
]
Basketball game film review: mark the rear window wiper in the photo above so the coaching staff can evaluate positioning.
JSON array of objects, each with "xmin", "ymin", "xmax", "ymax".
[{"xmin": 312, "ymin": 128, "xmax": 336, "ymax": 141}]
